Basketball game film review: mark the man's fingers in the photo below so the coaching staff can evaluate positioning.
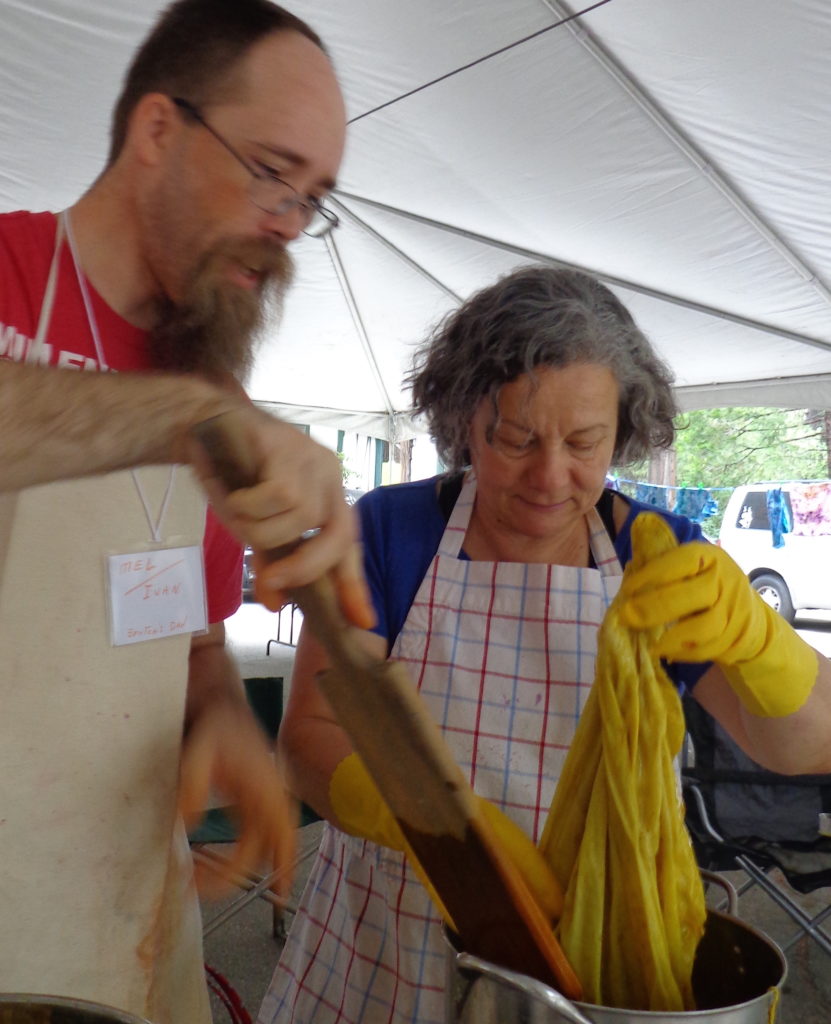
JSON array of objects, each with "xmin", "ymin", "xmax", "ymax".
[
  {"xmin": 269, "ymin": 813, "xmax": 299, "ymax": 899},
  {"xmin": 219, "ymin": 792, "xmax": 298, "ymax": 901},
  {"xmin": 178, "ymin": 727, "xmax": 214, "ymax": 830},
  {"xmin": 255, "ymin": 537, "xmax": 374, "ymax": 629},
  {"xmin": 271, "ymin": 749, "xmax": 301, "ymax": 897},
  {"xmin": 252, "ymin": 551, "xmax": 289, "ymax": 612},
  {"xmin": 255, "ymin": 512, "xmax": 352, "ymax": 592},
  {"xmin": 190, "ymin": 783, "xmax": 298, "ymax": 902},
  {"xmin": 221, "ymin": 826, "xmax": 268, "ymax": 892},
  {"xmin": 331, "ymin": 544, "xmax": 376, "ymax": 629}
]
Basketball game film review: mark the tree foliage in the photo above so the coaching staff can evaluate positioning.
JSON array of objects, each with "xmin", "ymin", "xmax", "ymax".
[{"xmin": 674, "ymin": 408, "xmax": 828, "ymax": 488}]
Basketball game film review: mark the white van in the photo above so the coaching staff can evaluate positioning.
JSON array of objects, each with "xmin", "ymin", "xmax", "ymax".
[{"xmin": 719, "ymin": 482, "xmax": 831, "ymax": 622}]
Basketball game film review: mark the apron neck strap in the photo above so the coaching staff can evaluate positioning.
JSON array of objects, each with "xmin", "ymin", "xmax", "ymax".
[
  {"xmin": 438, "ymin": 474, "xmax": 622, "ymax": 576},
  {"xmin": 28, "ymin": 212, "xmax": 66, "ymax": 365}
]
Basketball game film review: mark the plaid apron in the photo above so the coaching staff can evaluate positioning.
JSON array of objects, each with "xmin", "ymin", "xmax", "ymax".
[{"xmin": 262, "ymin": 474, "xmax": 623, "ymax": 1024}]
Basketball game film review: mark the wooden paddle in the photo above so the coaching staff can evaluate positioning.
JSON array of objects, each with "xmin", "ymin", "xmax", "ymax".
[{"xmin": 191, "ymin": 411, "xmax": 583, "ymax": 999}]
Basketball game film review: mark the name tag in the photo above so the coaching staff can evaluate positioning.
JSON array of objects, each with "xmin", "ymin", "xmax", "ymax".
[{"xmin": 107, "ymin": 545, "xmax": 207, "ymax": 646}]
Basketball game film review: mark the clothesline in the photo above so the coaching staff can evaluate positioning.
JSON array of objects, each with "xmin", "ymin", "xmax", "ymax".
[
  {"xmin": 609, "ymin": 477, "xmax": 831, "ymax": 533},
  {"xmin": 607, "ymin": 477, "xmax": 728, "ymax": 523},
  {"xmin": 610, "ymin": 477, "xmax": 734, "ymax": 493},
  {"xmin": 611, "ymin": 477, "xmax": 831, "ymax": 491}
]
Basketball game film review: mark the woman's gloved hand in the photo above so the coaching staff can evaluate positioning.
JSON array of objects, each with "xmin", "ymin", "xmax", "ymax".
[
  {"xmin": 329, "ymin": 752, "xmax": 563, "ymax": 923},
  {"xmin": 618, "ymin": 537, "xmax": 817, "ymax": 718}
]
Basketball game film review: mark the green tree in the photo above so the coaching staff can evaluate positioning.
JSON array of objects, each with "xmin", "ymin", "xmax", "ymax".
[
  {"xmin": 674, "ymin": 408, "xmax": 826, "ymax": 486},
  {"xmin": 336, "ymin": 450, "xmax": 357, "ymax": 484}
]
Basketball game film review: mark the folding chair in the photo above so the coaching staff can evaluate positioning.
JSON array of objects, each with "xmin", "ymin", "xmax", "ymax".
[
  {"xmin": 188, "ymin": 676, "xmax": 322, "ymax": 940},
  {"xmin": 681, "ymin": 693, "xmax": 831, "ymax": 957}
]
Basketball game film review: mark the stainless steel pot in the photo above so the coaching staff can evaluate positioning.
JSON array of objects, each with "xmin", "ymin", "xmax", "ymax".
[
  {"xmin": 444, "ymin": 910, "xmax": 787, "ymax": 1024},
  {"xmin": 0, "ymin": 994, "xmax": 153, "ymax": 1023}
]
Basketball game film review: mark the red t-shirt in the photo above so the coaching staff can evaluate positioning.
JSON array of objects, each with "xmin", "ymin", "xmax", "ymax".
[{"xmin": 0, "ymin": 210, "xmax": 243, "ymax": 623}]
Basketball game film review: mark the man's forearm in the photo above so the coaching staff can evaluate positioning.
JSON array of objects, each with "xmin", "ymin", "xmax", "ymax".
[
  {"xmin": 185, "ymin": 623, "xmax": 247, "ymax": 733},
  {"xmin": 0, "ymin": 362, "xmax": 237, "ymax": 491}
]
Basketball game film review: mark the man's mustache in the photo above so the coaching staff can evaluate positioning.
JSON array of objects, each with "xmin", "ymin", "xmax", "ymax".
[{"xmin": 218, "ymin": 237, "xmax": 294, "ymax": 290}]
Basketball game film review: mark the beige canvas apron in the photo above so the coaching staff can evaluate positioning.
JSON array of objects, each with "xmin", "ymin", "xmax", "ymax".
[
  {"xmin": 263, "ymin": 473, "xmax": 624, "ymax": 1024},
  {"xmin": 0, "ymin": 220, "xmax": 211, "ymax": 1023}
]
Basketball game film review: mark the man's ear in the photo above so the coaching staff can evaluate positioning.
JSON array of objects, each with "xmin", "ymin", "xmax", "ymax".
[{"xmin": 126, "ymin": 93, "xmax": 180, "ymax": 167}]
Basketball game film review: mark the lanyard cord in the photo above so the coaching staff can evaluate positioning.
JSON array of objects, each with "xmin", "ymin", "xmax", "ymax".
[
  {"xmin": 61, "ymin": 209, "xmax": 176, "ymax": 543},
  {"xmin": 63, "ymin": 209, "xmax": 109, "ymax": 372},
  {"xmin": 29, "ymin": 217, "xmax": 65, "ymax": 365}
]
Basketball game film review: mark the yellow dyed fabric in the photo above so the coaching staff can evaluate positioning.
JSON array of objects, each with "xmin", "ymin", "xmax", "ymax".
[{"xmin": 540, "ymin": 512, "xmax": 707, "ymax": 1011}]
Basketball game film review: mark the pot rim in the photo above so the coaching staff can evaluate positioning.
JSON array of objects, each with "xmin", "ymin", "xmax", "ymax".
[
  {"xmin": 0, "ymin": 993, "xmax": 153, "ymax": 1023},
  {"xmin": 446, "ymin": 908, "xmax": 788, "ymax": 1020}
]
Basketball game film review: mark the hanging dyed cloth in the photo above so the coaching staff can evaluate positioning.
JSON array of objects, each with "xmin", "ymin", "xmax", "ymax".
[
  {"xmin": 672, "ymin": 487, "xmax": 718, "ymax": 525},
  {"xmin": 765, "ymin": 488, "xmax": 790, "ymax": 548},
  {"xmin": 789, "ymin": 482, "xmax": 831, "ymax": 537},
  {"xmin": 634, "ymin": 483, "xmax": 669, "ymax": 510}
]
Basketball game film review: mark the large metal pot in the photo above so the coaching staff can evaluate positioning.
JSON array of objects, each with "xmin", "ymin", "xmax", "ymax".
[
  {"xmin": 0, "ymin": 994, "xmax": 153, "ymax": 1023},
  {"xmin": 445, "ymin": 910, "xmax": 787, "ymax": 1024}
]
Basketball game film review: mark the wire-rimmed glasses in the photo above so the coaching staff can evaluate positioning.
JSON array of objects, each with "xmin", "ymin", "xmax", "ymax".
[{"xmin": 172, "ymin": 97, "xmax": 339, "ymax": 238}]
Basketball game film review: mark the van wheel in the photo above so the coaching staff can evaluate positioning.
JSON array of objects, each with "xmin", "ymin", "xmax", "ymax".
[{"xmin": 751, "ymin": 573, "xmax": 795, "ymax": 623}]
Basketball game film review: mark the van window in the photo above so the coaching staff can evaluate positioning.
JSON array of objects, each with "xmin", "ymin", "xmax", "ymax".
[{"xmin": 735, "ymin": 490, "xmax": 794, "ymax": 531}]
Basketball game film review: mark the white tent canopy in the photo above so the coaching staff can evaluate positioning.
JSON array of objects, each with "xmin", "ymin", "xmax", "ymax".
[{"xmin": 3, "ymin": 0, "xmax": 830, "ymax": 438}]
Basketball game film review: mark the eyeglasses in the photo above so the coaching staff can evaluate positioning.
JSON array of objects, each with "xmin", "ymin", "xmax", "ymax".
[{"xmin": 172, "ymin": 97, "xmax": 339, "ymax": 238}]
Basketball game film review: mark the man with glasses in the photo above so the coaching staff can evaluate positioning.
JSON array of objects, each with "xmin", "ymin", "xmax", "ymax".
[{"xmin": 0, "ymin": 1, "xmax": 369, "ymax": 1021}]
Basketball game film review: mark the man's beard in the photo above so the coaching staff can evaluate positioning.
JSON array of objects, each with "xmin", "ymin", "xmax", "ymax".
[{"xmin": 148, "ymin": 237, "xmax": 294, "ymax": 382}]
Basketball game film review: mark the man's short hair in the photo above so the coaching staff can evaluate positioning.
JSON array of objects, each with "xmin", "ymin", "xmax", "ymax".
[{"xmin": 108, "ymin": 0, "xmax": 324, "ymax": 165}]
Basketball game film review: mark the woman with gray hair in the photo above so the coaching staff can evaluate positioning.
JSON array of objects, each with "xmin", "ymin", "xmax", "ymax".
[{"xmin": 261, "ymin": 265, "xmax": 831, "ymax": 1024}]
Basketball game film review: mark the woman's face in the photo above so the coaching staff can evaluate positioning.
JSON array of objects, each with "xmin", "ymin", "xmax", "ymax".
[{"xmin": 468, "ymin": 363, "xmax": 619, "ymax": 544}]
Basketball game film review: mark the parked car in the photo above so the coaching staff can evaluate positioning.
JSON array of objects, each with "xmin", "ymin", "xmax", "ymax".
[
  {"xmin": 242, "ymin": 546, "xmax": 256, "ymax": 601},
  {"xmin": 719, "ymin": 482, "xmax": 831, "ymax": 622}
]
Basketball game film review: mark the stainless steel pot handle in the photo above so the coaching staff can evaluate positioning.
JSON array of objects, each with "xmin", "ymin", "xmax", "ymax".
[
  {"xmin": 700, "ymin": 869, "xmax": 739, "ymax": 916},
  {"xmin": 454, "ymin": 951, "xmax": 596, "ymax": 1024}
]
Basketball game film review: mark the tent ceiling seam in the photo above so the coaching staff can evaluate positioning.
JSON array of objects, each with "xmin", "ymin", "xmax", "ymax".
[
  {"xmin": 677, "ymin": 372, "xmax": 831, "ymax": 395},
  {"xmin": 335, "ymin": 191, "xmax": 831, "ymax": 354},
  {"xmin": 346, "ymin": 0, "xmax": 615, "ymax": 126},
  {"xmin": 329, "ymin": 196, "xmax": 463, "ymax": 304},
  {"xmin": 541, "ymin": 0, "xmax": 831, "ymax": 310},
  {"xmin": 252, "ymin": 401, "xmax": 421, "ymax": 439},
  {"xmin": 256, "ymin": 400, "xmax": 392, "ymax": 415},
  {"xmin": 324, "ymin": 233, "xmax": 398, "ymax": 422},
  {"xmin": 254, "ymin": 399, "xmax": 412, "ymax": 418},
  {"xmin": 675, "ymin": 372, "xmax": 831, "ymax": 411}
]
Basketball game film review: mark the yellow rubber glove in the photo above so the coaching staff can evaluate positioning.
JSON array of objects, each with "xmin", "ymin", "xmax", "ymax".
[
  {"xmin": 618, "ymin": 535, "xmax": 817, "ymax": 718},
  {"xmin": 329, "ymin": 751, "xmax": 563, "ymax": 924}
]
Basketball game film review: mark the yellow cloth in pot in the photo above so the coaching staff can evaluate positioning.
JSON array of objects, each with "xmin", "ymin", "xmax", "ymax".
[{"xmin": 540, "ymin": 512, "xmax": 707, "ymax": 1011}]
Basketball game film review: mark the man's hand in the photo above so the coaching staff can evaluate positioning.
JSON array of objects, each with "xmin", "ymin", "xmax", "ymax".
[
  {"xmin": 189, "ymin": 407, "xmax": 374, "ymax": 629},
  {"xmin": 179, "ymin": 696, "xmax": 297, "ymax": 899}
]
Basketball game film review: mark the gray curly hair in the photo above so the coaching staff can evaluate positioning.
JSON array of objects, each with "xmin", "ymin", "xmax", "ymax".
[{"xmin": 407, "ymin": 265, "xmax": 677, "ymax": 471}]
